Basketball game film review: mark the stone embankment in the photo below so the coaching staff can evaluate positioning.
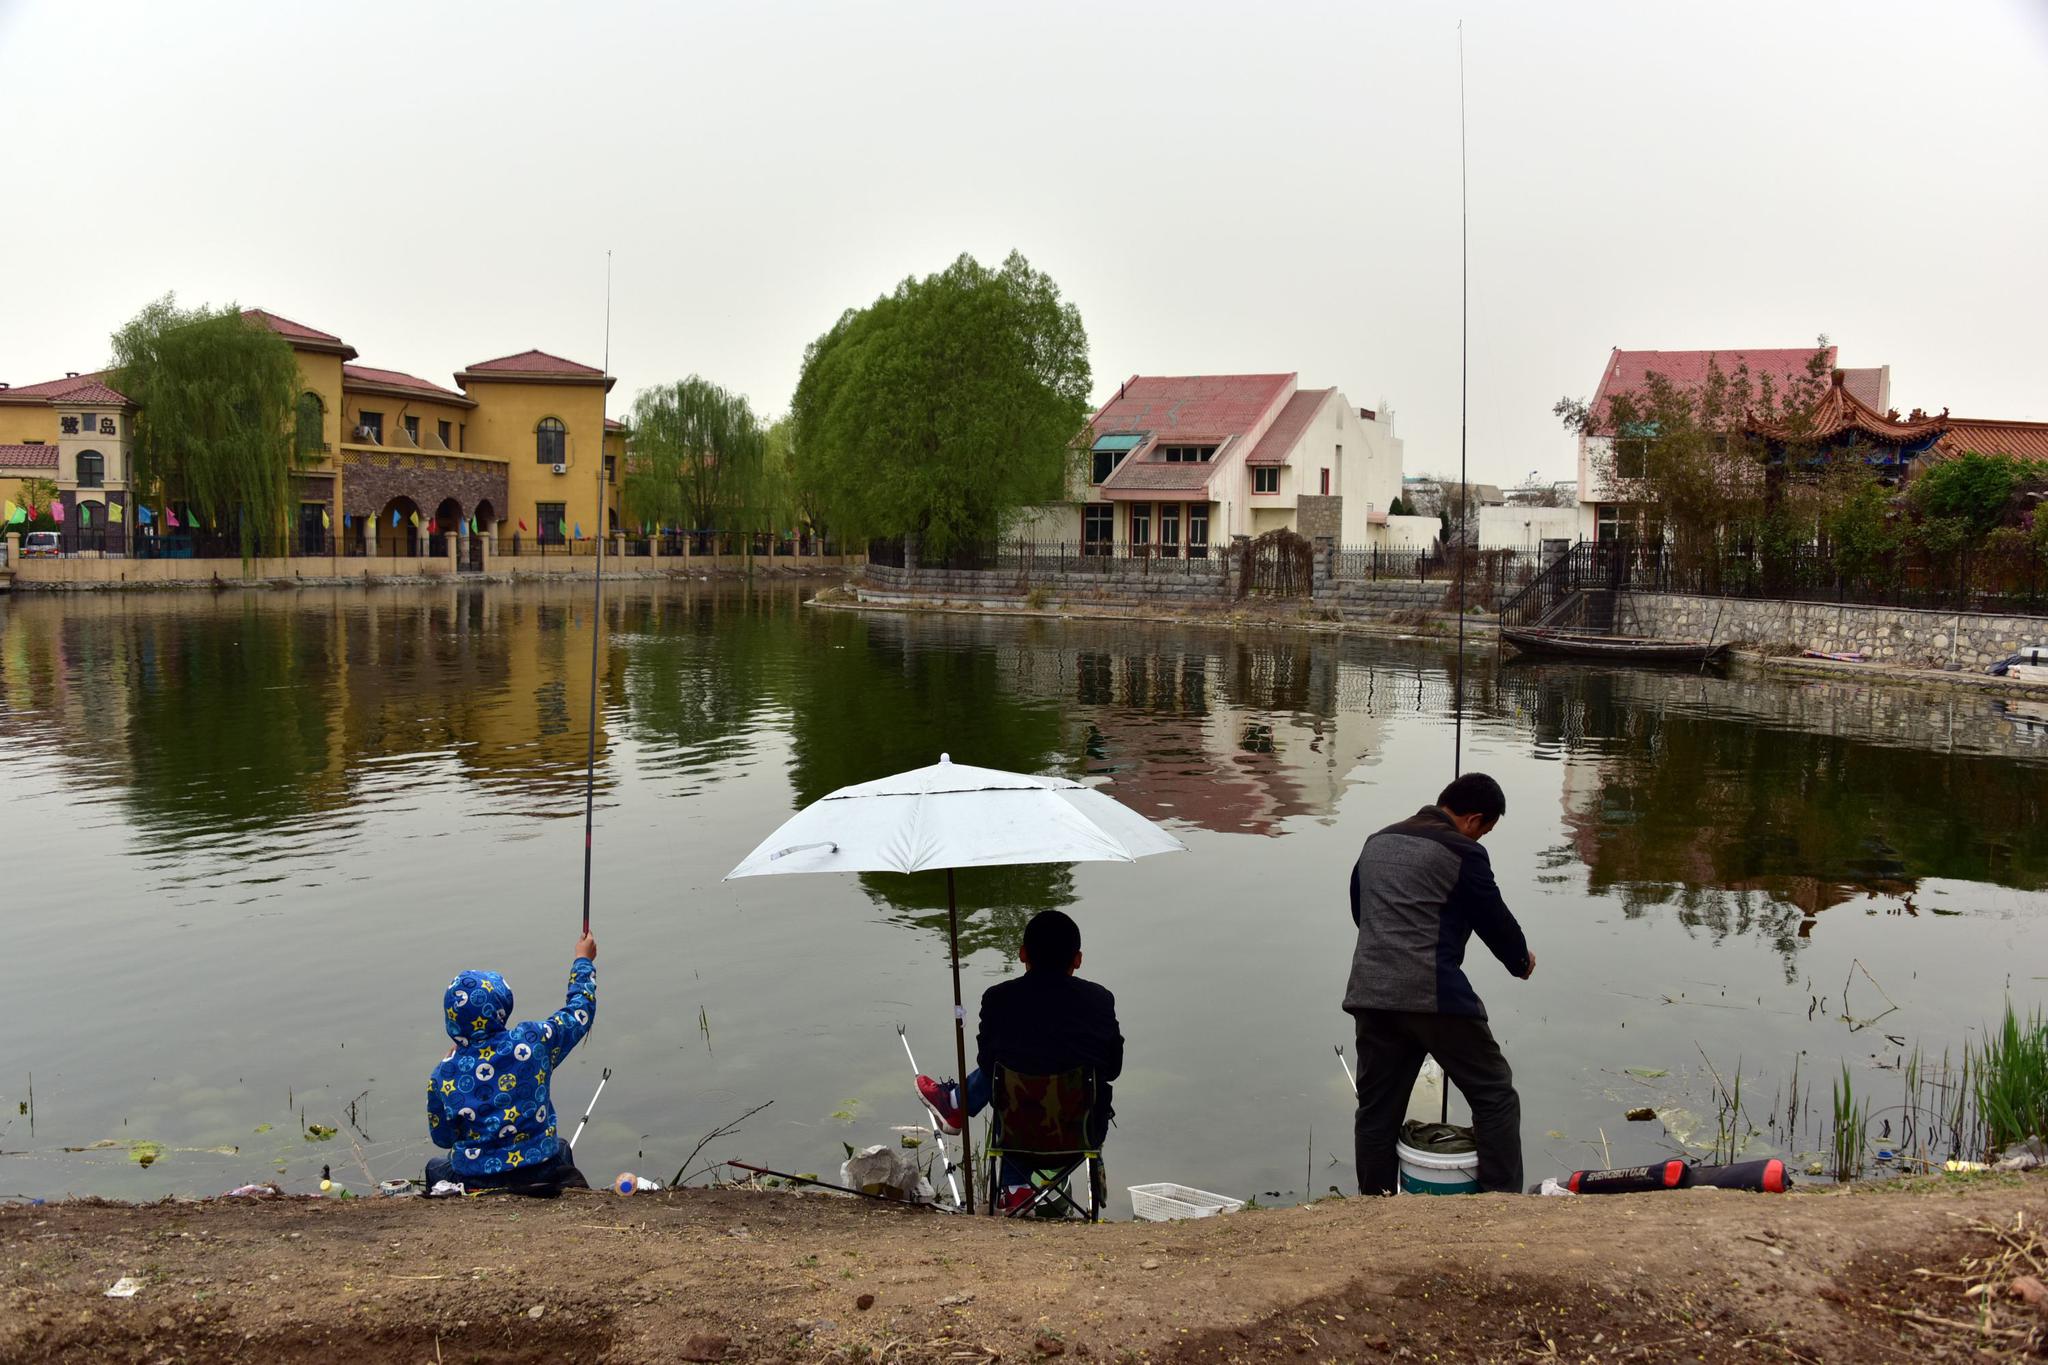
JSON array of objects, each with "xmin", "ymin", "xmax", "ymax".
[{"xmin": 1619, "ymin": 591, "xmax": 2048, "ymax": 672}]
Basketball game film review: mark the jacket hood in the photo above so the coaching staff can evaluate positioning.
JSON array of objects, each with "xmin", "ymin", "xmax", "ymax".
[{"xmin": 445, "ymin": 970, "xmax": 514, "ymax": 1041}]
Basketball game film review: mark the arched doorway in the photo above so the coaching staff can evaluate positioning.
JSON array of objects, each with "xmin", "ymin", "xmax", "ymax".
[
  {"xmin": 377, "ymin": 496, "xmax": 421, "ymax": 558},
  {"xmin": 432, "ymin": 497, "xmax": 463, "ymax": 560},
  {"xmin": 71, "ymin": 498, "xmax": 107, "ymax": 554},
  {"xmin": 470, "ymin": 499, "xmax": 497, "ymax": 571}
]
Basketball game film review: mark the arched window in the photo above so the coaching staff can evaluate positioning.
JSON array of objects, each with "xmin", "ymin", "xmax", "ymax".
[
  {"xmin": 536, "ymin": 417, "xmax": 566, "ymax": 465},
  {"xmin": 296, "ymin": 392, "xmax": 326, "ymax": 456},
  {"xmin": 77, "ymin": 450, "xmax": 105, "ymax": 488}
]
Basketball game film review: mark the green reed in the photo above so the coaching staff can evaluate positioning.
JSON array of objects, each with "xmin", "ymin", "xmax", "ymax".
[{"xmin": 1973, "ymin": 1003, "xmax": 2048, "ymax": 1155}]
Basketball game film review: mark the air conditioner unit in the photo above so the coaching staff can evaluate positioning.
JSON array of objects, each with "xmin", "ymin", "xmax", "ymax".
[{"xmin": 551, "ymin": 463, "xmax": 567, "ymax": 475}]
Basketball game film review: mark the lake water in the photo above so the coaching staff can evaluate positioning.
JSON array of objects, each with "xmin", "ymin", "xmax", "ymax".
[{"xmin": 3, "ymin": 580, "xmax": 2045, "ymax": 1208}]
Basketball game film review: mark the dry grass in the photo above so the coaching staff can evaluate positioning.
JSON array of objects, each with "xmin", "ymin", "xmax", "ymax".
[{"xmin": 1903, "ymin": 1211, "xmax": 2048, "ymax": 1360}]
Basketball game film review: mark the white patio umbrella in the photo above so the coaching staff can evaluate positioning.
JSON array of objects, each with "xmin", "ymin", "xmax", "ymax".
[{"xmin": 726, "ymin": 753, "xmax": 1185, "ymax": 1211}]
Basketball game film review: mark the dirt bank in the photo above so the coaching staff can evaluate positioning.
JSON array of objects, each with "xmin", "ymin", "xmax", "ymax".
[{"xmin": 4, "ymin": 1173, "xmax": 2043, "ymax": 1364}]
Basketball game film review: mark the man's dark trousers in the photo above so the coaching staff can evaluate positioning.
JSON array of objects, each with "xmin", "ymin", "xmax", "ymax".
[{"xmin": 1353, "ymin": 1008, "xmax": 1522, "ymax": 1194}]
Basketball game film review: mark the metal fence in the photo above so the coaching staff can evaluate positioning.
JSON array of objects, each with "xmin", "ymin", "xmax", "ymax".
[{"xmin": 1633, "ymin": 543, "xmax": 2048, "ymax": 616}]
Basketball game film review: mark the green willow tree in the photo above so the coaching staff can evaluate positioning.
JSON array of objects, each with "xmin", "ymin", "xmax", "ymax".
[
  {"xmin": 110, "ymin": 296, "xmax": 308, "ymax": 554},
  {"xmin": 620, "ymin": 376, "xmax": 769, "ymax": 536},
  {"xmin": 791, "ymin": 250, "xmax": 1090, "ymax": 558}
]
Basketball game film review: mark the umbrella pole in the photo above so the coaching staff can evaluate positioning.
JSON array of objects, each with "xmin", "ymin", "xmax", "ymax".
[{"xmin": 947, "ymin": 867, "xmax": 976, "ymax": 1214}]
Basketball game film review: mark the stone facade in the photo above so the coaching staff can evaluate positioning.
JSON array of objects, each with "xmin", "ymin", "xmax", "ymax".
[
  {"xmin": 1295, "ymin": 494, "xmax": 1343, "ymax": 546},
  {"xmin": 1618, "ymin": 591, "xmax": 2048, "ymax": 670},
  {"xmin": 340, "ymin": 449, "xmax": 509, "ymax": 524}
]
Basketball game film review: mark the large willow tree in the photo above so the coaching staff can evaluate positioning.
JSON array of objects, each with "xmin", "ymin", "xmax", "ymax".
[
  {"xmin": 792, "ymin": 250, "xmax": 1090, "ymax": 558},
  {"xmin": 111, "ymin": 297, "xmax": 307, "ymax": 553},
  {"xmin": 620, "ymin": 376, "xmax": 770, "ymax": 534}
]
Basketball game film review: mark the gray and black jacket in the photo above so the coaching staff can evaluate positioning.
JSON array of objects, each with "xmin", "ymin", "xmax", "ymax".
[{"xmin": 1343, "ymin": 805, "xmax": 1529, "ymax": 1019}]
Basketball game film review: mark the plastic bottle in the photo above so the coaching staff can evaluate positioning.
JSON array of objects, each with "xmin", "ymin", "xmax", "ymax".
[{"xmin": 613, "ymin": 1172, "xmax": 662, "ymax": 1195}]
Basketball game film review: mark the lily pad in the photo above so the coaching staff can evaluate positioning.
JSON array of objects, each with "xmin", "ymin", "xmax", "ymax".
[
  {"xmin": 130, "ymin": 1141, "xmax": 164, "ymax": 1167},
  {"xmin": 253, "ymin": 1123, "xmax": 273, "ymax": 1134},
  {"xmin": 304, "ymin": 1124, "xmax": 337, "ymax": 1141}
]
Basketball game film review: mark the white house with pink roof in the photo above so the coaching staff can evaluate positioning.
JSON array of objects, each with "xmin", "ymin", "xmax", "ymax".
[{"xmin": 1023, "ymin": 372, "xmax": 1422, "ymax": 555}]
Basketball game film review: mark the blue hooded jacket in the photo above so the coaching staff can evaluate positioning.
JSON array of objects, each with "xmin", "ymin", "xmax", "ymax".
[{"xmin": 428, "ymin": 957, "xmax": 596, "ymax": 1178}]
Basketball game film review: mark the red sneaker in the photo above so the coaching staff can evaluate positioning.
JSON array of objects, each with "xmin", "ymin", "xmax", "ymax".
[
  {"xmin": 915, "ymin": 1075, "xmax": 963, "ymax": 1135},
  {"xmin": 998, "ymin": 1185, "xmax": 1039, "ymax": 1214}
]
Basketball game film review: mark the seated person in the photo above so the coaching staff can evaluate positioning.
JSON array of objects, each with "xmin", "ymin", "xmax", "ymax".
[
  {"xmin": 426, "ymin": 931, "xmax": 598, "ymax": 1195},
  {"xmin": 915, "ymin": 910, "xmax": 1123, "ymax": 1197}
]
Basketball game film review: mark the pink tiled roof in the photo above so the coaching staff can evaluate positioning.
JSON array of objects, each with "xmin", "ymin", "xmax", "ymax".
[
  {"xmin": 0, "ymin": 443, "xmax": 59, "ymax": 468},
  {"xmin": 0, "ymin": 370, "xmax": 112, "ymax": 404},
  {"xmin": 242, "ymin": 309, "xmax": 345, "ymax": 345},
  {"xmin": 1088, "ymin": 373, "xmax": 1294, "ymax": 440},
  {"xmin": 1930, "ymin": 417, "xmax": 2048, "ymax": 465},
  {"xmin": 48, "ymin": 379, "xmax": 128, "ymax": 405},
  {"xmin": 1245, "ymin": 388, "xmax": 1332, "ymax": 466},
  {"xmin": 604, "ymin": 417, "xmax": 626, "ymax": 432},
  {"xmin": 1591, "ymin": 346, "xmax": 1837, "ymax": 424},
  {"xmin": 461, "ymin": 349, "xmax": 604, "ymax": 377},
  {"xmin": 343, "ymin": 363, "xmax": 472, "ymax": 404},
  {"xmin": 1100, "ymin": 460, "xmax": 1220, "ymax": 494},
  {"xmin": 1838, "ymin": 366, "xmax": 1887, "ymax": 410}
]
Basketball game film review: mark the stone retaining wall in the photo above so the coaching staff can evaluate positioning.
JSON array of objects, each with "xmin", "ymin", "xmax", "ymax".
[
  {"xmin": 1618, "ymin": 591, "xmax": 2048, "ymax": 670},
  {"xmin": 859, "ymin": 562, "xmax": 1454, "ymax": 619}
]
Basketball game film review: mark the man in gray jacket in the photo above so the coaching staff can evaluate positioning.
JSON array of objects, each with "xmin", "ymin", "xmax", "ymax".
[{"xmin": 1345, "ymin": 772, "xmax": 1533, "ymax": 1194}]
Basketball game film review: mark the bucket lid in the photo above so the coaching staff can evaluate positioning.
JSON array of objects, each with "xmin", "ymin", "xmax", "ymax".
[{"xmin": 1399, "ymin": 1120, "xmax": 1476, "ymax": 1155}]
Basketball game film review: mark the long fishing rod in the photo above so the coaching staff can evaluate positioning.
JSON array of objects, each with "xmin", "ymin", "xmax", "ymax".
[
  {"xmin": 1452, "ymin": 18, "xmax": 1469, "ymax": 784},
  {"xmin": 1446, "ymin": 20, "xmax": 1470, "ymax": 1126},
  {"xmin": 579, "ymin": 250, "xmax": 612, "ymax": 937}
]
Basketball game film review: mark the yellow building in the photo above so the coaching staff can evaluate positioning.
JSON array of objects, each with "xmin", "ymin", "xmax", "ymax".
[{"xmin": 4, "ymin": 308, "xmax": 622, "ymax": 558}]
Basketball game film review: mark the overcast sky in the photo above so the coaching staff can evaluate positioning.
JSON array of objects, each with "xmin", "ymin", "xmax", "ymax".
[{"xmin": 2, "ymin": 0, "xmax": 2043, "ymax": 486}]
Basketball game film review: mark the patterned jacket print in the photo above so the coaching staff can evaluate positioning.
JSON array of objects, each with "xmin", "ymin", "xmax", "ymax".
[{"xmin": 427, "ymin": 957, "xmax": 596, "ymax": 1178}]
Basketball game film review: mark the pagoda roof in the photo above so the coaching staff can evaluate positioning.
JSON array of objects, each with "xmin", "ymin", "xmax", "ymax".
[{"xmin": 1748, "ymin": 370, "xmax": 1948, "ymax": 447}]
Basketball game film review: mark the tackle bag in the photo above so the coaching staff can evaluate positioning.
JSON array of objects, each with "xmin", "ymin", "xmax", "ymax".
[
  {"xmin": 1688, "ymin": 1158, "xmax": 1788, "ymax": 1193},
  {"xmin": 1564, "ymin": 1159, "xmax": 1691, "ymax": 1194}
]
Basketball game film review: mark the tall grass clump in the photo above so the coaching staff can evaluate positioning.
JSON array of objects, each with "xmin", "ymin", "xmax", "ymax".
[
  {"xmin": 1830, "ymin": 1064, "xmax": 1869, "ymax": 1183},
  {"xmin": 1973, "ymin": 1004, "xmax": 2048, "ymax": 1155}
]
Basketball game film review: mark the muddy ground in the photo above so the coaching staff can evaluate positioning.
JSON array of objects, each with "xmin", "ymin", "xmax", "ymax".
[{"xmin": 3, "ymin": 1173, "xmax": 2043, "ymax": 1364}]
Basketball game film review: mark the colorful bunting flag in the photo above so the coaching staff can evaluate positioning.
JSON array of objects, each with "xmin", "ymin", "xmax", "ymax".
[
  {"xmin": 392, "ymin": 509, "xmax": 401, "ymax": 528},
  {"xmin": 137, "ymin": 505, "xmax": 154, "ymax": 526},
  {"xmin": 3, "ymin": 500, "xmax": 16, "ymax": 524},
  {"xmin": 109, "ymin": 502, "xmax": 124, "ymax": 524},
  {"xmin": 409, "ymin": 511, "xmax": 420, "ymax": 528},
  {"xmin": 167, "ymin": 508, "xmax": 180, "ymax": 529},
  {"xmin": 51, "ymin": 501, "xmax": 65, "ymax": 524},
  {"xmin": 573, "ymin": 523, "xmax": 583, "ymax": 539},
  {"xmin": 518, "ymin": 519, "xmax": 528, "ymax": 532},
  {"xmin": 80, "ymin": 504, "xmax": 91, "ymax": 527},
  {"xmin": 321, "ymin": 509, "xmax": 331, "ymax": 529}
]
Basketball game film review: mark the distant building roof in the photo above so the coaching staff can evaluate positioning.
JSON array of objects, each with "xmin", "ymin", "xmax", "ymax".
[
  {"xmin": 343, "ymin": 363, "xmax": 475, "ymax": 407},
  {"xmin": 48, "ymin": 379, "xmax": 130, "ymax": 406},
  {"xmin": 242, "ymin": 308, "xmax": 358, "ymax": 360},
  {"xmin": 604, "ymin": 417, "xmax": 627, "ymax": 432},
  {"xmin": 0, "ymin": 443, "xmax": 59, "ymax": 469},
  {"xmin": 1245, "ymin": 388, "xmax": 1332, "ymax": 466},
  {"xmin": 1591, "ymin": 346, "xmax": 1838, "ymax": 425},
  {"xmin": 1929, "ymin": 417, "xmax": 2048, "ymax": 466},
  {"xmin": 455, "ymin": 349, "xmax": 614, "ymax": 392}
]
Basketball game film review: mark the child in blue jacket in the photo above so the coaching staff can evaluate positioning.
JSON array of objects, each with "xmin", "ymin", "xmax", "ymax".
[{"xmin": 426, "ymin": 932, "xmax": 597, "ymax": 1194}]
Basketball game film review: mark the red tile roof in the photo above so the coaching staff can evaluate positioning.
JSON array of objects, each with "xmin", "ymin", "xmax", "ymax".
[
  {"xmin": 1100, "ymin": 459, "xmax": 1220, "ymax": 494},
  {"xmin": 455, "ymin": 349, "xmax": 613, "ymax": 392},
  {"xmin": 343, "ymin": 363, "xmax": 473, "ymax": 405},
  {"xmin": 0, "ymin": 443, "xmax": 59, "ymax": 469},
  {"xmin": 1749, "ymin": 370, "xmax": 1947, "ymax": 446},
  {"xmin": 461, "ymin": 349, "xmax": 604, "ymax": 376},
  {"xmin": 1930, "ymin": 417, "xmax": 2048, "ymax": 465},
  {"xmin": 604, "ymin": 417, "xmax": 627, "ymax": 432},
  {"xmin": 242, "ymin": 308, "xmax": 347, "ymax": 346},
  {"xmin": 1245, "ymin": 388, "xmax": 1332, "ymax": 465},
  {"xmin": 47, "ymin": 379, "xmax": 129, "ymax": 405},
  {"xmin": 0, "ymin": 370, "xmax": 112, "ymax": 404},
  {"xmin": 1591, "ymin": 346, "xmax": 1837, "ymax": 424},
  {"xmin": 1089, "ymin": 373, "xmax": 1294, "ymax": 441}
]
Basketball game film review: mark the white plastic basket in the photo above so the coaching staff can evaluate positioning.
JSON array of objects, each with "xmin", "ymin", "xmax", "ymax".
[{"xmin": 1127, "ymin": 1182, "xmax": 1244, "ymax": 1221}]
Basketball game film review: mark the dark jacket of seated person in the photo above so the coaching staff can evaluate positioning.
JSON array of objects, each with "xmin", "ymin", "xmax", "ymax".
[{"xmin": 976, "ymin": 913, "xmax": 1123, "ymax": 1147}]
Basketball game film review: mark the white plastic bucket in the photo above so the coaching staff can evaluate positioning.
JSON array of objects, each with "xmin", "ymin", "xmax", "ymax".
[{"xmin": 1396, "ymin": 1140, "xmax": 1480, "ymax": 1195}]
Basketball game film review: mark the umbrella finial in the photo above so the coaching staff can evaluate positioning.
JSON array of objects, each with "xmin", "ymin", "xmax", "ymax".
[{"xmin": 939, "ymin": 753, "xmax": 951, "ymax": 764}]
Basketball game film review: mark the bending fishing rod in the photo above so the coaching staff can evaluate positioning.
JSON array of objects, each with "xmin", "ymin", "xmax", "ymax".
[{"xmin": 578, "ymin": 249, "xmax": 613, "ymax": 938}]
